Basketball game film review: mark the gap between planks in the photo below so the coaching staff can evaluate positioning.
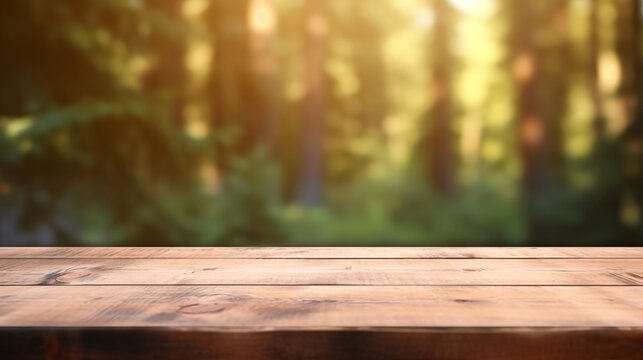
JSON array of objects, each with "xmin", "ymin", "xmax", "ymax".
[{"xmin": 1, "ymin": 247, "xmax": 643, "ymax": 259}]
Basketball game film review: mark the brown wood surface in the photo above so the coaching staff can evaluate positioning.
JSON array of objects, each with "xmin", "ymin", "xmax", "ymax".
[
  {"xmin": 1, "ymin": 285, "xmax": 643, "ymax": 327},
  {"xmin": 2, "ymin": 329, "xmax": 643, "ymax": 360},
  {"xmin": 1, "ymin": 258, "xmax": 643, "ymax": 285},
  {"xmin": 1, "ymin": 247, "xmax": 642, "ymax": 359}
]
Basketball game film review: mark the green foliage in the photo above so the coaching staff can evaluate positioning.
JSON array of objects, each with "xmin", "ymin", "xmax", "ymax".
[
  {"xmin": 0, "ymin": 0, "xmax": 204, "ymax": 245},
  {"xmin": 281, "ymin": 174, "xmax": 525, "ymax": 246},
  {"xmin": 0, "ymin": 0, "xmax": 640, "ymax": 246}
]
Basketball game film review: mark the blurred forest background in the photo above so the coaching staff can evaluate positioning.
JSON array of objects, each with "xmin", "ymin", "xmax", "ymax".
[{"xmin": 0, "ymin": 0, "xmax": 642, "ymax": 246}]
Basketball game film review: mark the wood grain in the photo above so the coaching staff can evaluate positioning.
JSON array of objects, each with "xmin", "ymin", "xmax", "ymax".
[
  {"xmin": 2, "ymin": 329, "xmax": 643, "ymax": 360},
  {"xmin": 1, "ymin": 285, "xmax": 642, "ymax": 328},
  {"xmin": 1, "ymin": 258, "xmax": 642, "ymax": 285},
  {"xmin": 1, "ymin": 247, "xmax": 642, "ymax": 259},
  {"xmin": 1, "ymin": 247, "xmax": 642, "ymax": 359}
]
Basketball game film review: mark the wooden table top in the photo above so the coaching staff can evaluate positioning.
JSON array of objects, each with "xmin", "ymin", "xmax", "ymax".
[{"xmin": 1, "ymin": 247, "xmax": 643, "ymax": 360}]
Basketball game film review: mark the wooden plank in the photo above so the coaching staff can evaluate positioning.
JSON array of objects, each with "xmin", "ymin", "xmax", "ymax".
[
  {"xmin": 1, "ymin": 247, "xmax": 642, "ymax": 259},
  {"xmin": 1, "ymin": 285, "xmax": 642, "ymax": 328},
  {"xmin": 1, "ymin": 248, "xmax": 642, "ymax": 359},
  {"xmin": 2, "ymin": 328, "xmax": 643, "ymax": 360},
  {"xmin": 1, "ymin": 258, "xmax": 642, "ymax": 286}
]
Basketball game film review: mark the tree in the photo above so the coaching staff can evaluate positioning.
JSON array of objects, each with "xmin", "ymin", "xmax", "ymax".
[
  {"xmin": 509, "ymin": 1, "xmax": 549, "ymax": 244},
  {"xmin": 143, "ymin": 0, "xmax": 189, "ymax": 128},
  {"xmin": 248, "ymin": 0, "xmax": 279, "ymax": 151},
  {"xmin": 543, "ymin": 1, "xmax": 569, "ymax": 171},
  {"xmin": 620, "ymin": 0, "xmax": 643, "ymax": 238},
  {"xmin": 205, "ymin": 0, "xmax": 276, "ymax": 169},
  {"xmin": 349, "ymin": 0, "xmax": 388, "ymax": 135},
  {"xmin": 589, "ymin": 0, "xmax": 606, "ymax": 140},
  {"xmin": 297, "ymin": 0, "xmax": 327, "ymax": 206},
  {"xmin": 0, "ymin": 0, "xmax": 198, "ymax": 245},
  {"xmin": 426, "ymin": 0, "xmax": 454, "ymax": 197}
]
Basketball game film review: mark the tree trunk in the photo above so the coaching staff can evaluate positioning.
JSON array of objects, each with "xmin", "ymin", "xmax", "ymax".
[
  {"xmin": 248, "ymin": 0, "xmax": 278, "ymax": 152},
  {"xmin": 297, "ymin": 0, "xmax": 327, "ymax": 206},
  {"xmin": 349, "ymin": 0, "xmax": 387, "ymax": 136},
  {"xmin": 511, "ymin": 1, "xmax": 548, "ymax": 244},
  {"xmin": 143, "ymin": 0, "xmax": 188, "ymax": 128},
  {"xmin": 514, "ymin": 4, "xmax": 544, "ymax": 195},
  {"xmin": 589, "ymin": 0, "xmax": 606, "ymax": 140},
  {"xmin": 544, "ymin": 1, "xmax": 570, "ymax": 172},
  {"xmin": 206, "ymin": 0, "xmax": 249, "ymax": 169},
  {"xmin": 622, "ymin": 0, "xmax": 643, "ymax": 233},
  {"xmin": 616, "ymin": 0, "xmax": 638, "ymax": 100},
  {"xmin": 427, "ymin": 0, "xmax": 453, "ymax": 197},
  {"xmin": 634, "ymin": 0, "xmax": 642, "ymax": 91},
  {"xmin": 207, "ymin": 0, "xmax": 277, "ymax": 169}
]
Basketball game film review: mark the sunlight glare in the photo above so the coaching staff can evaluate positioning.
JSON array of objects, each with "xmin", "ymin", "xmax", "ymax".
[
  {"xmin": 599, "ymin": 51, "xmax": 622, "ymax": 94},
  {"xmin": 414, "ymin": 6, "xmax": 435, "ymax": 30},
  {"xmin": 249, "ymin": 0, "xmax": 277, "ymax": 34},
  {"xmin": 182, "ymin": 0, "xmax": 209, "ymax": 18},
  {"xmin": 183, "ymin": 104, "xmax": 210, "ymax": 140},
  {"xmin": 448, "ymin": 0, "xmax": 497, "ymax": 17},
  {"xmin": 186, "ymin": 42, "xmax": 212, "ymax": 88}
]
